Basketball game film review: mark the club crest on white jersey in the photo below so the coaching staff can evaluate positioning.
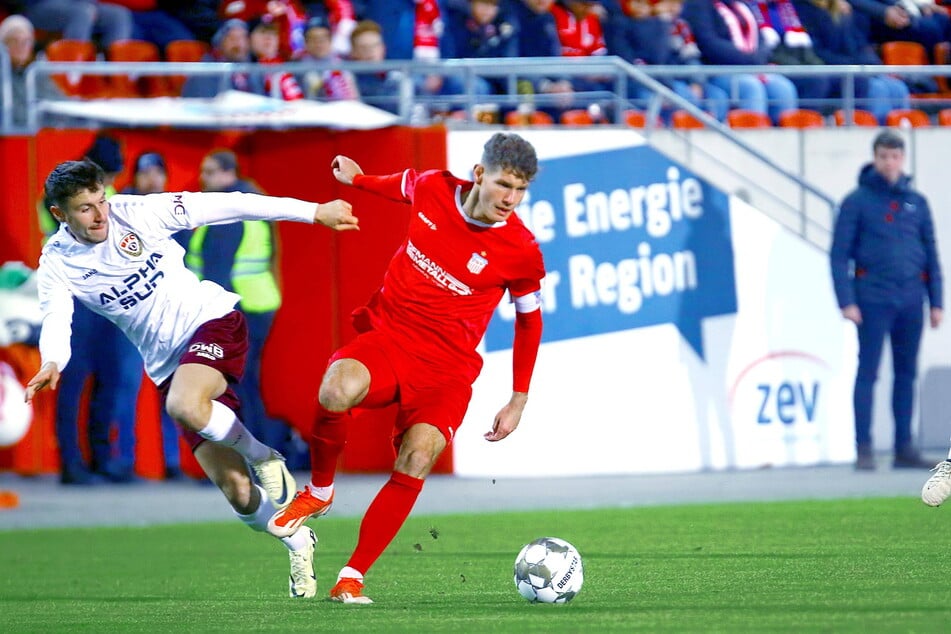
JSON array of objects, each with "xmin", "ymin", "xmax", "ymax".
[
  {"xmin": 467, "ymin": 252, "xmax": 488, "ymax": 275},
  {"xmin": 118, "ymin": 232, "xmax": 143, "ymax": 257}
]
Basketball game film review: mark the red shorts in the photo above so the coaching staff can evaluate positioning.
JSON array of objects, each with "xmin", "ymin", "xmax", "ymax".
[
  {"xmin": 158, "ymin": 310, "xmax": 248, "ymax": 451},
  {"xmin": 331, "ymin": 329, "xmax": 473, "ymax": 450}
]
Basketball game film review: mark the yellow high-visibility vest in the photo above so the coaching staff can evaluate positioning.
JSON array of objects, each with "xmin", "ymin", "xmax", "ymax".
[{"xmin": 186, "ymin": 221, "xmax": 281, "ymax": 313}]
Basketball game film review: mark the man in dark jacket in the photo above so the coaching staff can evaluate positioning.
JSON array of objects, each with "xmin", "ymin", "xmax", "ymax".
[{"xmin": 831, "ymin": 130, "xmax": 943, "ymax": 471}]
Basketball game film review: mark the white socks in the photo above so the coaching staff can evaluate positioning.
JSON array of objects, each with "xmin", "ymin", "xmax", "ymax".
[
  {"xmin": 235, "ymin": 485, "xmax": 315, "ymax": 552},
  {"xmin": 306, "ymin": 482, "xmax": 334, "ymax": 502},
  {"xmin": 198, "ymin": 400, "xmax": 270, "ymax": 462},
  {"xmin": 338, "ymin": 566, "xmax": 363, "ymax": 582}
]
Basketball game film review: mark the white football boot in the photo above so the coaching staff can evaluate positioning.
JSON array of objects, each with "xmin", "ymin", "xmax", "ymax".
[
  {"xmin": 249, "ymin": 449, "xmax": 295, "ymax": 509},
  {"xmin": 921, "ymin": 460, "xmax": 951, "ymax": 507},
  {"xmin": 288, "ymin": 527, "xmax": 318, "ymax": 598}
]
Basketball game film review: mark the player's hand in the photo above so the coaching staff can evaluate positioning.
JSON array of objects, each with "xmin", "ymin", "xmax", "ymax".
[
  {"xmin": 24, "ymin": 362, "xmax": 60, "ymax": 403},
  {"xmin": 484, "ymin": 392, "xmax": 528, "ymax": 442},
  {"xmin": 315, "ymin": 199, "xmax": 359, "ymax": 231},
  {"xmin": 931, "ymin": 307, "xmax": 943, "ymax": 329},
  {"xmin": 841, "ymin": 304, "xmax": 861, "ymax": 325},
  {"xmin": 332, "ymin": 155, "xmax": 363, "ymax": 185}
]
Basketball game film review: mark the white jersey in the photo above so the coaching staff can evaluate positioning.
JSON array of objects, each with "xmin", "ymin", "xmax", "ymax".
[{"xmin": 37, "ymin": 191, "xmax": 315, "ymax": 384}]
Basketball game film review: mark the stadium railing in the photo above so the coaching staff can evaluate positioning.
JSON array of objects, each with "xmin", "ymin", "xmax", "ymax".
[{"xmin": 5, "ymin": 55, "xmax": 950, "ymax": 248}]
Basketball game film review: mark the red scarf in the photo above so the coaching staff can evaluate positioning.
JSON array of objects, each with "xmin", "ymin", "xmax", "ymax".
[
  {"xmin": 414, "ymin": 0, "xmax": 443, "ymax": 60},
  {"xmin": 749, "ymin": 0, "xmax": 811, "ymax": 49},
  {"xmin": 672, "ymin": 18, "xmax": 700, "ymax": 61},
  {"xmin": 714, "ymin": 1, "xmax": 759, "ymax": 53}
]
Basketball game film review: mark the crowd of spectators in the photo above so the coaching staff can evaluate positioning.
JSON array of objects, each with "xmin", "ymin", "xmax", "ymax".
[{"xmin": 2, "ymin": 0, "xmax": 951, "ymax": 126}]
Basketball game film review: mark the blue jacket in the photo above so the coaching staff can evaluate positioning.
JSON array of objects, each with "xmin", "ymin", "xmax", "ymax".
[
  {"xmin": 681, "ymin": 0, "xmax": 769, "ymax": 65},
  {"xmin": 792, "ymin": 0, "xmax": 878, "ymax": 65},
  {"xmin": 831, "ymin": 164, "xmax": 943, "ymax": 309}
]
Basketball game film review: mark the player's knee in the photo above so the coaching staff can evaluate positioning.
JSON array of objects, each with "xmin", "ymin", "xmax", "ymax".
[
  {"xmin": 165, "ymin": 394, "xmax": 204, "ymax": 432},
  {"xmin": 318, "ymin": 378, "xmax": 362, "ymax": 412}
]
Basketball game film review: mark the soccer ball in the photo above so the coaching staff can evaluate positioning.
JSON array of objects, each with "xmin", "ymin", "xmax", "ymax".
[{"xmin": 513, "ymin": 537, "xmax": 584, "ymax": 604}]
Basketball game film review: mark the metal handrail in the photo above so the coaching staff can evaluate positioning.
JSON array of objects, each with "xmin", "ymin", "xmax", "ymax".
[{"xmin": 11, "ymin": 54, "xmax": 951, "ymax": 246}]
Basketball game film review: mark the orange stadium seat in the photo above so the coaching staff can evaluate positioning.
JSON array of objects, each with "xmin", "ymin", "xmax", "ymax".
[
  {"xmin": 886, "ymin": 108, "xmax": 931, "ymax": 127},
  {"xmin": 45, "ymin": 39, "xmax": 109, "ymax": 98},
  {"xmin": 834, "ymin": 109, "xmax": 878, "ymax": 126},
  {"xmin": 671, "ymin": 109, "xmax": 705, "ymax": 129},
  {"xmin": 881, "ymin": 40, "xmax": 929, "ymax": 66},
  {"xmin": 165, "ymin": 39, "xmax": 210, "ymax": 96},
  {"xmin": 937, "ymin": 108, "xmax": 951, "ymax": 126},
  {"xmin": 107, "ymin": 39, "xmax": 168, "ymax": 97},
  {"xmin": 778, "ymin": 108, "xmax": 825, "ymax": 128},
  {"xmin": 727, "ymin": 109, "xmax": 771, "ymax": 128},
  {"xmin": 935, "ymin": 42, "xmax": 951, "ymax": 92},
  {"xmin": 504, "ymin": 109, "xmax": 554, "ymax": 126},
  {"xmin": 559, "ymin": 109, "xmax": 594, "ymax": 125}
]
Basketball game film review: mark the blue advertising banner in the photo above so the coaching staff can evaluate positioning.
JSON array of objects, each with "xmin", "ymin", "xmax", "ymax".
[{"xmin": 485, "ymin": 145, "xmax": 737, "ymax": 359}]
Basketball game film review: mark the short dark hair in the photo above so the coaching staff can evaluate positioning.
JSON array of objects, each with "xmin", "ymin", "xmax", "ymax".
[
  {"xmin": 873, "ymin": 130, "xmax": 905, "ymax": 153},
  {"xmin": 44, "ymin": 160, "xmax": 105, "ymax": 210},
  {"xmin": 481, "ymin": 132, "xmax": 538, "ymax": 182},
  {"xmin": 207, "ymin": 150, "xmax": 238, "ymax": 173}
]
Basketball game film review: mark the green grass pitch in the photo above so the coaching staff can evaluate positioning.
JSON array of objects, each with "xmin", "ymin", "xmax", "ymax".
[{"xmin": 1, "ymin": 497, "xmax": 949, "ymax": 632}]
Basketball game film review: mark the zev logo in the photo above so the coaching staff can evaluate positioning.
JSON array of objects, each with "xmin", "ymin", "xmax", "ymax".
[{"xmin": 729, "ymin": 351, "xmax": 830, "ymax": 426}]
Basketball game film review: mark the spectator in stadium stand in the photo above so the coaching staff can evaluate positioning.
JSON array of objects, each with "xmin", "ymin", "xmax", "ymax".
[
  {"xmin": 550, "ymin": 0, "xmax": 617, "ymax": 114},
  {"xmin": 108, "ymin": 0, "xmax": 195, "ymax": 50},
  {"xmin": 346, "ymin": 19, "xmax": 406, "ymax": 114},
  {"xmin": 505, "ymin": 0, "xmax": 576, "ymax": 114},
  {"xmin": 160, "ymin": 0, "xmax": 221, "ymax": 43},
  {"xmin": 220, "ymin": 0, "xmax": 322, "ymax": 60},
  {"xmin": 300, "ymin": 0, "xmax": 357, "ymax": 56},
  {"xmin": 0, "ymin": 13, "xmax": 62, "ymax": 128},
  {"xmin": 22, "ymin": 0, "xmax": 133, "ymax": 49},
  {"xmin": 181, "ymin": 18, "xmax": 267, "ymax": 98},
  {"xmin": 248, "ymin": 14, "xmax": 304, "ymax": 100},
  {"xmin": 295, "ymin": 14, "xmax": 359, "ymax": 101},
  {"xmin": 442, "ymin": 0, "xmax": 520, "ymax": 96},
  {"xmin": 681, "ymin": 0, "xmax": 799, "ymax": 123},
  {"xmin": 359, "ymin": 0, "xmax": 468, "ymax": 119},
  {"xmin": 793, "ymin": 0, "xmax": 911, "ymax": 123},
  {"xmin": 850, "ymin": 0, "xmax": 951, "ymax": 54},
  {"xmin": 603, "ymin": 0, "xmax": 730, "ymax": 121}
]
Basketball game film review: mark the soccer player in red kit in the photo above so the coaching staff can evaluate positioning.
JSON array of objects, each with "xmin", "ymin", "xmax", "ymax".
[{"xmin": 268, "ymin": 132, "xmax": 545, "ymax": 603}]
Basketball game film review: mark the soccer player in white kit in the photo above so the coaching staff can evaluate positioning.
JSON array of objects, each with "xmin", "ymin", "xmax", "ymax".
[{"xmin": 24, "ymin": 159, "xmax": 359, "ymax": 598}]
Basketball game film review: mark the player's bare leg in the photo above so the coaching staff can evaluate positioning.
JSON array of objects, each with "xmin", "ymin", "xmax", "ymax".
[
  {"xmin": 194, "ymin": 442, "xmax": 317, "ymax": 598},
  {"xmin": 168, "ymin": 363, "xmax": 294, "ymax": 507},
  {"xmin": 330, "ymin": 423, "xmax": 447, "ymax": 604}
]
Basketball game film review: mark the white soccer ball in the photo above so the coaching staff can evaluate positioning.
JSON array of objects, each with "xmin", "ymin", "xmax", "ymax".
[
  {"xmin": 513, "ymin": 537, "xmax": 584, "ymax": 604},
  {"xmin": 0, "ymin": 361, "xmax": 32, "ymax": 447}
]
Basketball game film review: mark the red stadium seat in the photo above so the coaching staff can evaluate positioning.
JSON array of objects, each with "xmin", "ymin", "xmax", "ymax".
[
  {"xmin": 45, "ymin": 39, "xmax": 109, "ymax": 98},
  {"xmin": 886, "ymin": 108, "xmax": 931, "ymax": 127},
  {"xmin": 165, "ymin": 39, "xmax": 211, "ymax": 96},
  {"xmin": 778, "ymin": 109, "xmax": 825, "ymax": 129},
  {"xmin": 834, "ymin": 109, "xmax": 878, "ymax": 127},
  {"xmin": 671, "ymin": 109, "xmax": 705, "ymax": 129},
  {"xmin": 106, "ymin": 39, "xmax": 168, "ymax": 97},
  {"xmin": 727, "ymin": 109, "xmax": 771, "ymax": 128}
]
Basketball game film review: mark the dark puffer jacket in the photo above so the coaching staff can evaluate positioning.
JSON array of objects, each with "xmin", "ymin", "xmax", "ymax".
[{"xmin": 831, "ymin": 163, "xmax": 943, "ymax": 309}]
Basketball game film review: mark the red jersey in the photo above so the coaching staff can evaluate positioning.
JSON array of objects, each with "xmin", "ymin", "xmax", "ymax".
[
  {"xmin": 353, "ymin": 169, "xmax": 545, "ymax": 383},
  {"xmin": 550, "ymin": 4, "xmax": 607, "ymax": 58}
]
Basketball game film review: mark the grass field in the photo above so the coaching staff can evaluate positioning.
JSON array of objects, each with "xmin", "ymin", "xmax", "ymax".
[{"xmin": 1, "ymin": 497, "xmax": 948, "ymax": 632}]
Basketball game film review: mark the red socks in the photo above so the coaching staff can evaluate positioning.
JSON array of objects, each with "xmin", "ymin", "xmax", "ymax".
[
  {"xmin": 347, "ymin": 471, "xmax": 424, "ymax": 575},
  {"xmin": 310, "ymin": 404, "xmax": 349, "ymax": 487}
]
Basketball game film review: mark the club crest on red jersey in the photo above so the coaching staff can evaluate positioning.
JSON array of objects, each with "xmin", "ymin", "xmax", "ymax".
[
  {"xmin": 118, "ymin": 232, "xmax": 142, "ymax": 257},
  {"xmin": 467, "ymin": 252, "xmax": 488, "ymax": 274}
]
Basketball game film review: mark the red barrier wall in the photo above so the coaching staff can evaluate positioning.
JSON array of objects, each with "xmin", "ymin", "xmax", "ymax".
[{"xmin": 0, "ymin": 125, "xmax": 452, "ymax": 478}]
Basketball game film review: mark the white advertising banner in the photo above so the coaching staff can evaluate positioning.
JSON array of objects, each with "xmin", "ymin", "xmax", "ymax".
[
  {"xmin": 448, "ymin": 130, "xmax": 857, "ymax": 477},
  {"xmin": 40, "ymin": 91, "xmax": 399, "ymax": 129}
]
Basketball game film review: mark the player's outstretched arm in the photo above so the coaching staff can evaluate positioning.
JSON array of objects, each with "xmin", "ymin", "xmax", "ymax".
[
  {"xmin": 24, "ymin": 362, "xmax": 60, "ymax": 403},
  {"xmin": 315, "ymin": 199, "xmax": 359, "ymax": 231},
  {"xmin": 484, "ymin": 391, "xmax": 529, "ymax": 442},
  {"xmin": 332, "ymin": 155, "xmax": 363, "ymax": 186}
]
